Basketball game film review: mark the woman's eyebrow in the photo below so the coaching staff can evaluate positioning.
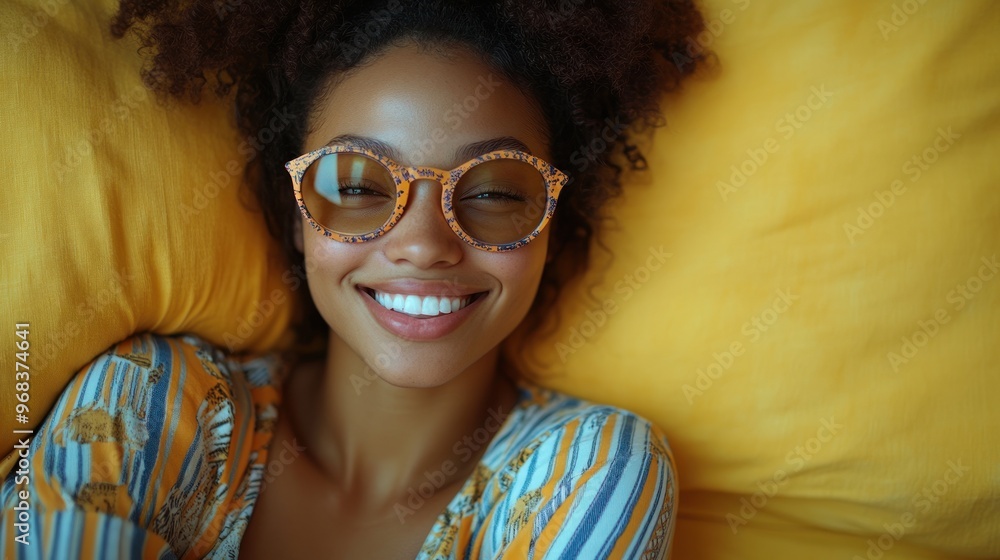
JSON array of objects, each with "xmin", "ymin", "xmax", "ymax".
[
  {"xmin": 325, "ymin": 134, "xmax": 402, "ymax": 160},
  {"xmin": 324, "ymin": 134, "xmax": 533, "ymax": 165},
  {"xmin": 455, "ymin": 136, "xmax": 534, "ymax": 161}
]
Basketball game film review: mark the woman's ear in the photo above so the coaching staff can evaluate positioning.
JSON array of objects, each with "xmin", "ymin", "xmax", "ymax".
[{"xmin": 293, "ymin": 218, "xmax": 304, "ymax": 253}]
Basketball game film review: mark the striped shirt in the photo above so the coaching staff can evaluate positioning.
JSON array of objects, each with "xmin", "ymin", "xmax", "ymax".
[{"xmin": 1, "ymin": 333, "xmax": 676, "ymax": 559}]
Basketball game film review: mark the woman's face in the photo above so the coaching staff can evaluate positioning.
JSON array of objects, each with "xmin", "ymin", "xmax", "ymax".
[{"xmin": 296, "ymin": 41, "xmax": 552, "ymax": 388}]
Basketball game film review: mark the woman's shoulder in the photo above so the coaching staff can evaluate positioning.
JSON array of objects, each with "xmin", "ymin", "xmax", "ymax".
[
  {"xmin": 475, "ymin": 382, "xmax": 677, "ymax": 558},
  {"xmin": 103, "ymin": 331, "xmax": 286, "ymax": 390},
  {"xmin": 496, "ymin": 381, "xmax": 675, "ymax": 471},
  {"xmin": 0, "ymin": 332, "xmax": 285, "ymax": 558},
  {"xmin": 37, "ymin": 331, "xmax": 283, "ymax": 439},
  {"xmin": 53, "ymin": 332, "xmax": 286, "ymax": 445}
]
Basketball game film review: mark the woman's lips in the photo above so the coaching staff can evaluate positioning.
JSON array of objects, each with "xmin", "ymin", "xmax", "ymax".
[{"xmin": 358, "ymin": 286, "xmax": 486, "ymax": 341}]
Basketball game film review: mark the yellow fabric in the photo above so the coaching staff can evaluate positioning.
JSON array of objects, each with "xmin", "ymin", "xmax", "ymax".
[
  {"xmin": 0, "ymin": 0, "xmax": 295, "ymax": 472},
  {"xmin": 2, "ymin": 0, "xmax": 997, "ymax": 557},
  {"xmin": 507, "ymin": 1, "xmax": 1000, "ymax": 558}
]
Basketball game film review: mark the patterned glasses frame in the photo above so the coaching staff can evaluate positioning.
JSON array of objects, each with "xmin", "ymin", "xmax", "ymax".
[{"xmin": 285, "ymin": 145, "xmax": 571, "ymax": 252}]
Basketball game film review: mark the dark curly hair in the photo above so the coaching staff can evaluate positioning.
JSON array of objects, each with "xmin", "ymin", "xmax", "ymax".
[{"xmin": 111, "ymin": 0, "xmax": 707, "ymax": 350}]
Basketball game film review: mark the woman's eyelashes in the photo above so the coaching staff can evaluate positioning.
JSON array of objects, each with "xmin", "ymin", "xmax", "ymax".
[
  {"xmin": 462, "ymin": 185, "xmax": 528, "ymax": 204},
  {"xmin": 337, "ymin": 180, "xmax": 392, "ymax": 198}
]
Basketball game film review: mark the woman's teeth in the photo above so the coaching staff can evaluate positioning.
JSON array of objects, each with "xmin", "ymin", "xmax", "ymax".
[{"xmin": 372, "ymin": 291, "xmax": 472, "ymax": 317}]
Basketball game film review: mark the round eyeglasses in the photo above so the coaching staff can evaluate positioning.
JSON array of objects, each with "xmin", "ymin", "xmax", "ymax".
[{"xmin": 285, "ymin": 145, "xmax": 569, "ymax": 252}]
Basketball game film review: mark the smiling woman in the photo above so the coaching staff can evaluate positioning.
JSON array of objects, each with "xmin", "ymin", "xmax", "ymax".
[{"xmin": 0, "ymin": 0, "xmax": 706, "ymax": 558}]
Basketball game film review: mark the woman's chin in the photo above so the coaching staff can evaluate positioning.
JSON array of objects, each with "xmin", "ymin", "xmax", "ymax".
[
  {"xmin": 350, "ymin": 337, "xmax": 501, "ymax": 392},
  {"xmin": 362, "ymin": 369, "xmax": 464, "ymax": 390}
]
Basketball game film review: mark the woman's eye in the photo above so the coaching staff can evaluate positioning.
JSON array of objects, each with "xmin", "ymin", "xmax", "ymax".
[
  {"xmin": 339, "ymin": 183, "xmax": 390, "ymax": 197},
  {"xmin": 463, "ymin": 186, "xmax": 527, "ymax": 203},
  {"xmin": 475, "ymin": 192, "xmax": 516, "ymax": 200}
]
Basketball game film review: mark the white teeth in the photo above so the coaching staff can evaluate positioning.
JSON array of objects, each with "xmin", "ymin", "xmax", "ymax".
[
  {"xmin": 421, "ymin": 297, "xmax": 440, "ymax": 316},
  {"xmin": 370, "ymin": 290, "xmax": 474, "ymax": 317},
  {"xmin": 403, "ymin": 295, "xmax": 422, "ymax": 314}
]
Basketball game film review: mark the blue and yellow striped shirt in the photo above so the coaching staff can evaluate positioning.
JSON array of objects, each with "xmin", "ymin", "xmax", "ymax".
[{"xmin": 1, "ymin": 333, "xmax": 676, "ymax": 559}]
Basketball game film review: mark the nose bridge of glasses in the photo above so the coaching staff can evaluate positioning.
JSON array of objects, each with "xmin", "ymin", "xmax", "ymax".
[
  {"xmin": 391, "ymin": 174, "xmax": 462, "ymax": 246},
  {"xmin": 400, "ymin": 165, "xmax": 451, "ymax": 189},
  {"xmin": 398, "ymin": 168, "xmax": 450, "ymax": 220},
  {"xmin": 398, "ymin": 166, "xmax": 457, "ymax": 215}
]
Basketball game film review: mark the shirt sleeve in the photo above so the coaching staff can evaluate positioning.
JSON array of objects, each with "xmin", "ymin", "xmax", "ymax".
[
  {"xmin": 496, "ymin": 411, "xmax": 678, "ymax": 560},
  {"xmin": 0, "ymin": 508, "xmax": 176, "ymax": 559},
  {"xmin": 0, "ymin": 333, "xmax": 265, "ymax": 560}
]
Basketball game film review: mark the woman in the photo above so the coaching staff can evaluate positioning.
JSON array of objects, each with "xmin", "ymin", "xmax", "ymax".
[{"xmin": 2, "ymin": 1, "xmax": 705, "ymax": 558}]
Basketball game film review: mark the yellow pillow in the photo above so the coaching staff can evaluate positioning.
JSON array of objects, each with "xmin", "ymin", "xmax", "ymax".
[
  {"xmin": 507, "ymin": 1, "xmax": 1000, "ymax": 558},
  {"xmin": 0, "ymin": 0, "xmax": 295, "ymax": 472},
  {"xmin": 4, "ymin": 1, "xmax": 996, "ymax": 557}
]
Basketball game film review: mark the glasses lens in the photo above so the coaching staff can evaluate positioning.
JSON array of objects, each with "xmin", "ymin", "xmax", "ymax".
[
  {"xmin": 453, "ymin": 158, "xmax": 549, "ymax": 245},
  {"xmin": 301, "ymin": 152, "xmax": 397, "ymax": 236}
]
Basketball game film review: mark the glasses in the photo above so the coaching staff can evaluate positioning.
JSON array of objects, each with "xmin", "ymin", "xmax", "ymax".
[{"xmin": 285, "ymin": 144, "xmax": 569, "ymax": 252}]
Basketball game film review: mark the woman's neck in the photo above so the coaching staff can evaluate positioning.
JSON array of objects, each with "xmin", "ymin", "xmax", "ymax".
[{"xmin": 283, "ymin": 331, "xmax": 519, "ymax": 515}]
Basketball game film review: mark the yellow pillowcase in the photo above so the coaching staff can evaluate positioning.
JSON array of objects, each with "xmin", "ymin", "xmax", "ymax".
[
  {"xmin": 0, "ymin": 0, "xmax": 295, "ymax": 472},
  {"xmin": 507, "ymin": 1, "xmax": 999, "ymax": 558},
  {"xmin": 4, "ymin": 1, "xmax": 997, "ymax": 557}
]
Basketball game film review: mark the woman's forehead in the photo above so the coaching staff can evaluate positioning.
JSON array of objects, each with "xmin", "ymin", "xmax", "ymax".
[{"xmin": 304, "ymin": 42, "xmax": 550, "ymax": 167}]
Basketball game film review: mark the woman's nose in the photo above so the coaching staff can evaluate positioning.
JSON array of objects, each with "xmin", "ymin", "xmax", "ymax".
[{"xmin": 382, "ymin": 179, "xmax": 464, "ymax": 268}]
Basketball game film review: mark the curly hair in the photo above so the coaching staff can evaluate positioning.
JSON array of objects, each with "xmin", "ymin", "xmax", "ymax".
[{"xmin": 111, "ymin": 0, "xmax": 707, "ymax": 349}]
